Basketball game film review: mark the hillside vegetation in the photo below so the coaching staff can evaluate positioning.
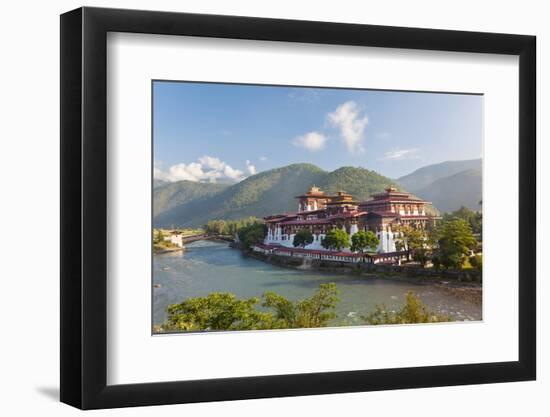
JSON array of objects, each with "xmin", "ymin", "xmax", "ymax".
[
  {"xmin": 397, "ymin": 158, "xmax": 481, "ymax": 193},
  {"xmin": 414, "ymin": 168, "xmax": 482, "ymax": 213},
  {"xmin": 153, "ymin": 163, "xmax": 401, "ymax": 227},
  {"xmin": 153, "ymin": 180, "xmax": 228, "ymax": 218},
  {"xmin": 396, "ymin": 158, "xmax": 482, "ymax": 213}
]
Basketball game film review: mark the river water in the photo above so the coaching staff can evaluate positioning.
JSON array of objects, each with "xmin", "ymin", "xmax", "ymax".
[{"xmin": 153, "ymin": 240, "xmax": 482, "ymax": 327}]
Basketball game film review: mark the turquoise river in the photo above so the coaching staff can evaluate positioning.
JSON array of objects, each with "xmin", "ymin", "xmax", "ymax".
[{"xmin": 153, "ymin": 240, "xmax": 482, "ymax": 327}]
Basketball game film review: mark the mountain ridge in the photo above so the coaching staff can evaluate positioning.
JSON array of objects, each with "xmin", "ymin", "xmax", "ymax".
[
  {"xmin": 397, "ymin": 158, "xmax": 481, "ymax": 193},
  {"xmin": 413, "ymin": 168, "xmax": 482, "ymax": 213},
  {"xmin": 153, "ymin": 159, "xmax": 482, "ymax": 227},
  {"xmin": 154, "ymin": 163, "xmax": 401, "ymax": 227}
]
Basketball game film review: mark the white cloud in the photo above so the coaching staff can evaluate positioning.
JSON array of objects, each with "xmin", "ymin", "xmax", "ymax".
[
  {"xmin": 382, "ymin": 147, "xmax": 419, "ymax": 160},
  {"xmin": 327, "ymin": 101, "xmax": 368, "ymax": 153},
  {"xmin": 246, "ymin": 160, "xmax": 257, "ymax": 175},
  {"xmin": 198, "ymin": 155, "xmax": 226, "ymax": 171},
  {"xmin": 223, "ymin": 165, "xmax": 245, "ymax": 181},
  {"xmin": 259, "ymin": 156, "xmax": 268, "ymax": 162},
  {"xmin": 154, "ymin": 155, "xmax": 246, "ymax": 183},
  {"xmin": 292, "ymin": 131, "xmax": 327, "ymax": 152}
]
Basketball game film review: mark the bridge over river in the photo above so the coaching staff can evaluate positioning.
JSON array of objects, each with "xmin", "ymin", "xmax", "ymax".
[{"xmin": 178, "ymin": 234, "xmax": 234, "ymax": 245}]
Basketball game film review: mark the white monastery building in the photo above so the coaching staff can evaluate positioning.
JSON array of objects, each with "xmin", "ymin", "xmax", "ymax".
[{"xmin": 263, "ymin": 186, "xmax": 438, "ymax": 254}]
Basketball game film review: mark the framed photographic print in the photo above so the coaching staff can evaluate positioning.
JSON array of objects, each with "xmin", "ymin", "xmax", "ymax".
[{"xmin": 60, "ymin": 6, "xmax": 536, "ymax": 409}]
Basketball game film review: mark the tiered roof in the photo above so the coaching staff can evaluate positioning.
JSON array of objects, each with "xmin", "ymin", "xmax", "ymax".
[
  {"xmin": 363, "ymin": 186, "xmax": 429, "ymax": 204},
  {"xmin": 265, "ymin": 186, "xmax": 435, "ymax": 223},
  {"xmin": 295, "ymin": 185, "xmax": 327, "ymax": 198}
]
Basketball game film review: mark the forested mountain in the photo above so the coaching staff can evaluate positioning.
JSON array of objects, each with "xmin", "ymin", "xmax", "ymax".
[
  {"xmin": 397, "ymin": 158, "xmax": 481, "ymax": 193},
  {"xmin": 153, "ymin": 180, "xmax": 228, "ymax": 217},
  {"xmin": 153, "ymin": 163, "xmax": 401, "ymax": 227},
  {"xmin": 414, "ymin": 168, "xmax": 482, "ymax": 213},
  {"xmin": 153, "ymin": 179, "xmax": 169, "ymax": 189},
  {"xmin": 321, "ymin": 167, "xmax": 404, "ymax": 199}
]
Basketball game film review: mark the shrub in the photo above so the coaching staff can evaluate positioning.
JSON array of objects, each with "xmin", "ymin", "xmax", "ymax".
[{"xmin": 159, "ymin": 283, "xmax": 340, "ymax": 332}]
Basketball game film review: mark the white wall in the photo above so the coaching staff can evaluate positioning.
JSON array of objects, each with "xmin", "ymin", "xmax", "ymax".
[{"xmin": 0, "ymin": 0, "xmax": 546, "ymax": 416}]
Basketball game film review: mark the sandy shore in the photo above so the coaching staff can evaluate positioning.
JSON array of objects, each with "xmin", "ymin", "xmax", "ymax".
[{"xmin": 153, "ymin": 245, "xmax": 185, "ymax": 255}]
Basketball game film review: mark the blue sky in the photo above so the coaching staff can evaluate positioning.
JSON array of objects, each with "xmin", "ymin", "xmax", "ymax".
[{"xmin": 153, "ymin": 81, "xmax": 482, "ymax": 182}]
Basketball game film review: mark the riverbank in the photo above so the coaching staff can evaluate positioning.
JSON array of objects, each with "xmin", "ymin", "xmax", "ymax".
[
  {"xmin": 154, "ymin": 240, "xmax": 482, "ymax": 325},
  {"xmin": 239, "ymin": 246, "xmax": 482, "ymax": 294},
  {"xmin": 153, "ymin": 244, "xmax": 185, "ymax": 255},
  {"xmin": 435, "ymin": 284, "xmax": 482, "ymax": 305}
]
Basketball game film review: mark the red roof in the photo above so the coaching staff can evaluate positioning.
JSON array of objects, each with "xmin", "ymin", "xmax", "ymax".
[
  {"xmin": 264, "ymin": 214, "xmax": 298, "ymax": 223},
  {"xmin": 365, "ymin": 211, "xmax": 398, "ymax": 218},
  {"xmin": 280, "ymin": 218, "xmax": 332, "ymax": 226},
  {"xmin": 360, "ymin": 197, "xmax": 427, "ymax": 205},
  {"xmin": 326, "ymin": 211, "xmax": 366, "ymax": 219},
  {"xmin": 295, "ymin": 193, "xmax": 327, "ymax": 198},
  {"xmin": 298, "ymin": 208, "xmax": 326, "ymax": 214}
]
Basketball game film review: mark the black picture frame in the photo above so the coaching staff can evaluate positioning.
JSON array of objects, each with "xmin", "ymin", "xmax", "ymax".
[{"xmin": 60, "ymin": 6, "xmax": 536, "ymax": 410}]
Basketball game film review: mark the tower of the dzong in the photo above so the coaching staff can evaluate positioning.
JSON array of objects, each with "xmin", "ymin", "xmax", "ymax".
[{"xmin": 295, "ymin": 186, "xmax": 330, "ymax": 212}]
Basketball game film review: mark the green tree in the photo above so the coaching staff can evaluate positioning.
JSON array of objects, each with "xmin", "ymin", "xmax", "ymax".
[
  {"xmin": 163, "ymin": 293, "xmax": 273, "ymax": 331},
  {"xmin": 293, "ymin": 229, "xmax": 314, "ymax": 248},
  {"xmin": 434, "ymin": 218, "xmax": 477, "ymax": 269},
  {"xmin": 263, "ymin": 283, "xmax": 339, "ymax": 328},
  {"xmin": 160, "ymin": 284, "xmax": 340, "ymax": 332},
  {"xmin": 469, "ymin": 254, "xmax": 483, "ymax": 271},
  {"xmin": 204, "ymin": 219, "xmax": 227, "ymax": 235},
  {"xmin": 444, "ymin": 206, "xmax": 482, "ymax": 236},
  {"xmin": 153, "ymin": 229, "xmax": 164, "ymax": 244},
  {"xmin": 204, "ymin": 217, "xmax": 263, "ymax": 236},
  {"xmin": 321, "ymin": 228, "xmax": 350, "ymax": 251},
  {"xmin": 394, "ymin": 225, "xmax": 432, "ymax": 264},
  {"xmin": 362, "ymin": 291, "xmax": 451, "ymax": 325},
  {"xmin": 237, "ymin": 222, "xmax": 267, "ymax": 249},
  {"xmin": 350, "ymin": 230, "xmax": 379, "ymax": 253}
]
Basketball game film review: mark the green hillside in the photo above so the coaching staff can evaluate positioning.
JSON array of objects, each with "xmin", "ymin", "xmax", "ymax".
[
  {"xmin": 153, "ymin": 180, "xmax": 228, "ymax": 218},
  {"xmin": 153, "ymin": 163, "xmax": 401, "ymax": 227},
  {"xmin": 320, "ymin": 166, "xmax": 404, "ymax": 200},
  {"xmin": 153, "ymin": 179, "xmax": 169, "ymax": 189},
  {"xmin": 414, "ymin": 168, "xmax": 482, "ymax": 213},
  {"xmin": 397, "ymin": 158, "xmax": 481, "ymax": 192}
]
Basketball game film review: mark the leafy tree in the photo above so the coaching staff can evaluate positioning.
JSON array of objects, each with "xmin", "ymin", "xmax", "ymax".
[
  {"xmin": 393, "ymin": 225, "xmax": 411, "ymax": 255},
  {"xmin": 394, "ymin": 225, "xmax": 433, "ymax": 264},
  {"xmin": 444, "ymin": 206, "xmax": 482, "ymax": 236},
  {"xmin": 263, "ymin": 283, "xmax": 339, "ymax": 328},
  {"xmin": 237, "ymin": 222, "xmax": 267, "ymax": 249},
  {"xmin": 350, "ymin": 230, "xmax": 379, "ymax": 253},
  {"xmin": 293, "ymin": 229, "xmax": 314, "ymax": 248},
  {"xmin": 469, "ymin": 254, "xmax": 483, "ymax": 271},
  {"xmin": 204, "ymin": 217, "xmax": 262, "ymax": 236},
  {"xmin": 434, "ymin": 219, "xmax": 477, "ymax": 269},
  {"xmin": 160, "ymin": 284, "xmax": 339, "ymax": 332},
  {"xmin": 431, "ymin": 255, "xmax": 441, "ymax": 270},
  {"xmin": 205, "ymin": 219, "xmax": 227, "ymax": 235},
  {"xmin": 163, "ymin": 293, "xmax": 273, "ymax": 331},
  {"xmin": 153, "ymin": 229, "xmax": 164, "ymax": 244},
  {"xmin": 321, "ymin": 229, "xmax": 350, "ymax": 251},
  {"xmin": 362, "ymin": 291, "xmax": 451, "ymax": 325}
]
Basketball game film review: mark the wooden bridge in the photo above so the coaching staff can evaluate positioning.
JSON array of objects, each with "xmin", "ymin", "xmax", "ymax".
[{"xmin": 179, "ymin": 234, "xmax": 234, "ymax": 245}]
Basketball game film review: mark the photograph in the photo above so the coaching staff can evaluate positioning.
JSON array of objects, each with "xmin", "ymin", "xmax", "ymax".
[{"xmin": 152, "ymin": 81, "xmax": 483, "ymax": 333}]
